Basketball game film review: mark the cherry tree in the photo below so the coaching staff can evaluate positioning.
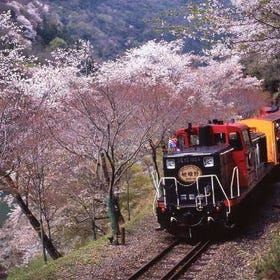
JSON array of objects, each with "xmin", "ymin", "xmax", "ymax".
[
  {"xmin": 156, "ymin": 0, "xmax": 279, "ymax": 61},
  {"xmin": 0, "ymin": 96, "xmax": 63, "ymax": 260},
  {"xmin": 7, "ymin": 40, "xmax": 96, "ymax": 257},
  {"xmin": 2, "ymin": 36, "xmax": 108, "ymax": 250},
  {"xmin": 49, "ymin": 82, "xmax": 149, "ymax": 244},
  {"xmin": 152, "ymin": 0, "xmax": 279, "ymax": 95},
  {"xmin": 182, "ymin": 55, "xmax": 268, "ymax": 119},
  {"xmin": 35, "ymin": 40, "xmax": 190, "ymax": 245},
  {"xmin": 97, "ymin": 40, "xmax": 194, "ymax": 202},
  {"xmin": 0, "ymin": 11, "xmax": 68, "ymax": 261},
  {"xmin": 99, "ymin": 39, "xmax": 267, "ymax": 121}
]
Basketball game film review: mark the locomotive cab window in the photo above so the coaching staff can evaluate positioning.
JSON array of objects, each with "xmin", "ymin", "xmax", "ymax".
[
  {"xmin": 214, "ymin": 133, "xmax": 226, "ymax": 144},
  {"xmin": 229, "ymin": 132, "xmax": 242, "ymax": 150},
  {"xmin": 177, "ymin": 135, "xmax": 185, "ymax": 150},
  {"xmin": 190, "ymin": 134, "xmax": 199, "ymax": 146},
  {"xmin": 242, "ymin": 129, "xmax": 251, "ymax": 147}
]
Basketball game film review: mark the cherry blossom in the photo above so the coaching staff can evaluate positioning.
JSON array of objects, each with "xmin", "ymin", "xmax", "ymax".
[
  {"xmin": 185, "ymin": 0, "xmax": 280, "ymax": 60},
  {"xmin": 98, "ymin": 40, "xmax": 266, "ymax": 119}
]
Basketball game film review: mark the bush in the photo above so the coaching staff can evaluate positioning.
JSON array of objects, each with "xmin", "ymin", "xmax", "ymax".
[
  {"xmin": 256, "ymin": 234, "xmax": 280, "ymax": 279},
  {"xmin": 49, "ymin": 37, "xmax": 67, "ymax": 49}
]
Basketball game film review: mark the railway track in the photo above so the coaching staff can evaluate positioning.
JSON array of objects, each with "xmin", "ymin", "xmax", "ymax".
[{"xmin": 127, "ymin": 240, "xmax": 211, "ymax": 280}]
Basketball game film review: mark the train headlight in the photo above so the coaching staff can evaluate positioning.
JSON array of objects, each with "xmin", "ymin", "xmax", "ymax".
[
  {"xmin": 203, "ymin": 156, "xmax": 214, "ymax": 167},
  {"xmin": 166, "ymin": 159, "xmax": 175, "ymax": 169}
]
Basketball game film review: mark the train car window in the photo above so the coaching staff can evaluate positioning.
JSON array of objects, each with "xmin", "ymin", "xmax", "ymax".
[
  {"xmin": 214, "ymin": 133, "xmax": 226, "ymax": 144},
  {"xmin": 242, "ymin": 129, "xmax": 251, "ymax": 147},
  {"xmin": 275, "ymin": 122, "xmax": 280, "ymax": 139},
  {"xmin": 229, "ymin": 132, "xmax": 243, "ymax": 150},
  {"xmin": 275, "ymin": 122, "xmax": 280, "ymax": 160}
]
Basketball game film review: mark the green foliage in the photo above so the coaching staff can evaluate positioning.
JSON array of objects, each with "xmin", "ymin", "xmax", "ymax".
[
  {"xmin": 49, "ymin": 37, "xmax": 67, "ymax": 49},
  {"xmin": 36, "ymin": 14, "xmax": 71, "ymax": 46},
  {"xmin": 7, "ymin": 238, "xmax": 107, "ymax": 280},
  {"xmin": 120, "ymin": 164, "xmax": 154, "ymax": 221},
  {"xmin": 242, "ymin": 55, "xmax": 280, "ymax": 94},
  {"xmin": 0, "ymin": 201, "xmax": 9, "ymax": 227},
  {"xmin": 0, "ymin": 192, "xmax": 9, "ymax": 227},
  {"xmin": 36, "ymin": 0, "xmax": 189, "ymax": 58},
  {"xmin": 255, "ymin": 234, "xmax": 280, "ymax": 279}
]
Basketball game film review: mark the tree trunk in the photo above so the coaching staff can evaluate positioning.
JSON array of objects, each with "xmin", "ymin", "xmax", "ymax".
[
  {"xmin": 14, "ymin": 193, "xmax": 62, "ymax": 260},
  {"xmin": 149, "ymin": 139, "xmax": 160, "ymax": 180},
  {"xmin": 101, "ymin": 152, "xmax": 117, "ymax": 242},
  {"xmin": 100, "ymin": 151, "xmax": 110, "ymax": 188},
  {"xmin": 107, "ymin": 196, "xmax": 120, "ymax": 245},
  {"xmin": 101, "ymin": 152, "xmax": 124, "ymax": 245},
  {"xmin": 0, "ymin": 171, "xmax": 62, "ymax": 260},
  {"xmin": 91, "ymin": 218, "xmax": 97, "ymax": 240}
]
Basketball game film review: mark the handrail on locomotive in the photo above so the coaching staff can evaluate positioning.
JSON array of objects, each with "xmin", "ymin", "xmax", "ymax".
[{"xmin": 155, "ymin": 166, "xmax": 240, "ymax": 218}]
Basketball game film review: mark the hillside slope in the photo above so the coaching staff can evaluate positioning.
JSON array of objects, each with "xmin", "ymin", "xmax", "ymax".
[
  {"xmin": 44, "ymin": 0, "xmax": 187, "ymax": 58},
  {"xmin": 0, "ymin": 0, "xmax": 188, "ymax": 58}
]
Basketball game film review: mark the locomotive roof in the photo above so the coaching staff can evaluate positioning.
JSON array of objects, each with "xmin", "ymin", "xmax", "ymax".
[
  {"xmin": 239, "ymin": 114, "xmax": 280, "ymax": 125},
  {"xmin": 256, "ymin": 112, "xmax": 280, "ymax": 122},
  {"xmin": 164, "ymin": 144, "xmax": 232, "ymax": 158},
  {"xmin": 242, "ymin": 109, "xmax": 280, "ymax": 122},
  {"xmin": 176, "ymin": 122, "xmax": 248, "ymax": 132},
  {"xmin": 211, "ymin": 122, "xmax": 248, "ymax": 130}
]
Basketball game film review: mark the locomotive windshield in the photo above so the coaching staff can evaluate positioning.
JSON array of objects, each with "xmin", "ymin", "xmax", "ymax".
[
  {"xmin": 229, "ymin": 132, "xmax": 242, "ymax": 150},
  {"xmin": 190, "ymin": 134, "xmax": 199, "ymax": 146},
  {"xmin": 177, "ymin": 135, "xmax": 185, "ymax": 150},
  {"xmin": 242, "ymin": 129, "xmax": 251, "ymax": 148},
  {"xmin": 177, "ymin": 134, "xmax": 200, "ymax": 150}
]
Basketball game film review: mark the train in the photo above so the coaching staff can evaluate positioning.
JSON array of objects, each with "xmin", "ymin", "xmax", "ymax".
[{"xmin": 154, "ymin": 106, "xmax": 280, "ymax": 238}]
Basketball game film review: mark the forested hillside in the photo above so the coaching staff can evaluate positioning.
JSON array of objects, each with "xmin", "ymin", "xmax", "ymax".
[
  {"xmin": 0, "ymin": 0, "xmax": 191, "ymax": 58},
  {"xmin": 43, "ymin": 0, "xmax": 190, "ymax": 58}
]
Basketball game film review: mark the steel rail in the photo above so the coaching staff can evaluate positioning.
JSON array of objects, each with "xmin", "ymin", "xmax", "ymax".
[
  {"xmin": 160, "ymin": 240, "xmax": 211, "ymax": 280},
  {"xmin": 127, "ymin": 240, "xmax": 180, "ymax": 280}
]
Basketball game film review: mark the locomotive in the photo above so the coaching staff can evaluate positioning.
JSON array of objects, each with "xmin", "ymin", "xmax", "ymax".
[{"xmin": 154, "ymin": 107, "xmax": 280, "ymax": 238}]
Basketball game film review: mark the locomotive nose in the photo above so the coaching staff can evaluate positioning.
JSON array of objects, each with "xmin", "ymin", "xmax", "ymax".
[
  {"xmin": 182, "ymin": 211, "xmax": 196, "ymax": 224},
  {"xmin": 182, "ymin": 210, "xmax": 206, "ymax": 228}
]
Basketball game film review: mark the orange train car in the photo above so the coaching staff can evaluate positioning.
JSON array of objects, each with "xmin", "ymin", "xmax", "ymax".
[{"xmin": 239, "ymin": 112, "xmax": 280, "ymax": 164}]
